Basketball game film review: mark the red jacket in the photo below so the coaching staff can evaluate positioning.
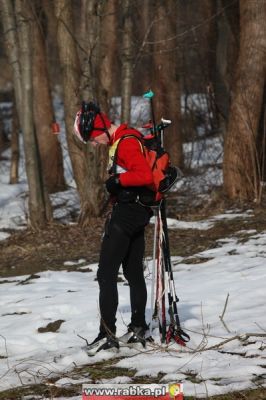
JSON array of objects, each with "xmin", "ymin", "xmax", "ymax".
[{"xmin": 110, "ymin": 124, "xmax": 154, "ymax": 187}]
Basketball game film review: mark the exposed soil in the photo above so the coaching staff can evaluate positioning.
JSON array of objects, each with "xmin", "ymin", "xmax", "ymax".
[
  {"xmin": 1, "ymin": 199, "xmax": 266, "ymax": 278},
  {"xmin": 0, "ymin": 359, "xmax": 265, "ymax": 400},
  {"xmin": 1, "ymin": 198, "xmax": 266, "ymax": 399},
  {"xmin": 0, "ymin": 219, "xmax": 103, "ymax": 277}
]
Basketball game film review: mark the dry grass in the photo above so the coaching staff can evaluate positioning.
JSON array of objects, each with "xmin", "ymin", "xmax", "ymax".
[{"xmin": 1, "ymin": 197, "xmax": 266, "ymax": 398}]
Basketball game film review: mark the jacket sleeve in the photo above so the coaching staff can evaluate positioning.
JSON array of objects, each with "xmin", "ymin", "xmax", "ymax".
[{"xmin": 117, "ymin": 137, "xmax": 154, "ymax": 187}]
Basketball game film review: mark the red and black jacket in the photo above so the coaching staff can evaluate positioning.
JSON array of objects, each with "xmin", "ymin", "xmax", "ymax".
[{"xmin": 109, "ymin": 124, "xmax": 154, "ymax": 188}]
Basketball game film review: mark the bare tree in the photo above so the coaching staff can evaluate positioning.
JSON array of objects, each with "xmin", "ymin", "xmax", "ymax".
[
  {"xmin": 215, "ymin": 0, "xmax": 240, "ymax": 131},
  {"xmin": 78, "ymin": 0, "xmax": 107, "ymax": 102},
  {"xmin": 257, "ymin": 85, "xmax": 266, "ymax": 181},
  {"xmin": 79, "ymin": 0, "xmax": 98, "ymax": 100},
  {"xmin": 99, "ymin": 0, "xmax": 118, "ymax": 110},
  {"xmin": 31, "ymin": 0, "xmax": 65, "ymax": 193},
  {"xmin": 1, "ymin": 0, "xmax": 52, "ymax": 228},
  {"xmin": 42, "ymin": 0, "xmax": 60, "ymax": 84},
  {"xmin": 121, "ymin": 0, "xmax": 133, "ymax": 123},
  {"xmin": 0, "ymin": 4, "xmax": 20, "ymax": 183},
  {"xmin": 54, "ymin": 0, "xmax": 108, "ymax": 223},
  {"xmin": 16, "ymin": 0, "xmax": 52, "ymax": 226},
  {"xmin": 0, "ymin": 0, "xmax": 22, "ymax": 116},
  {"xmin": 133, "ymin": 0, "xmax": 153, "ymax": 94},
  {"xmin": 80, "ymin": 0, "xmax": 109, "ymax": 222},
  {"xmin": 0, "ymin": 113, "xmax": 9, "ymax": 155},
  {"xmin": 0, "ymin": 118, "xmax": 4, "ymax": 154},
  {"xmin": 152, "ymin": 0, "xmax": 183, "ymax": 167},
  {"xmin": 223, "ymin": 0, "xmax": 266, "ymax": 201},
  {"xmin": 10, "ymin": 94, "xmax": 19, "ymax": 184}
]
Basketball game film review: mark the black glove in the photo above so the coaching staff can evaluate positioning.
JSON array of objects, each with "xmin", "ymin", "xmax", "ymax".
[{"xmin": 105, "ymin": 175, "xmax": 121, "ymax": 195}]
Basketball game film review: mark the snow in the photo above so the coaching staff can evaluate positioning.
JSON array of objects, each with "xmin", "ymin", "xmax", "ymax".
[
  {"xmin": 0, "ymin": 231, "xmax": 265, "ymax": 397},
  {"xmin": 150, "ymin": 210, "xmax": 253, "ymax": 230},
  {"xmin": 0, "ymin": 98, "xmax": 265, "ymax": 398},
  {"xmin": 111, "ymin": 96, "xmax": 151, "ymax": 127}
]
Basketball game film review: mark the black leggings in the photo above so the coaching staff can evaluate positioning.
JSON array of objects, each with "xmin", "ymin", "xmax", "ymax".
[{"xmin": 97, "ymin": 202, "xmax": 151, "ymax": 335}]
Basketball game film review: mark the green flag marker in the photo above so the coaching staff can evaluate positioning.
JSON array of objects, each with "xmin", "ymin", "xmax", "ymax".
[{"xmin": 143, "ymin": 89, "xmax": 154, "ymax": 99}]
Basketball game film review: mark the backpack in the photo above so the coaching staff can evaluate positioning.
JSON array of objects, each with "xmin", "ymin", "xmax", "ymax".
[{"xmin": 112, "ymin": 130, "xmax": 182, "ymax": 206}]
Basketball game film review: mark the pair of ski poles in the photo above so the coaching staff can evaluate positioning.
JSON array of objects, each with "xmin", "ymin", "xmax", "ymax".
[
  {"xmin": 143, "ymin": 90, "xmax": 190, "ymax": 345},
  {"xmin": 148, "ymin": 184, "xmax": 190, "ymax": 346}
]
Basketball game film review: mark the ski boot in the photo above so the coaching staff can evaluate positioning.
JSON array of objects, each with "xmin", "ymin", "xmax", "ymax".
[
  {"xmin": 87, "ymin": 332, "xmax": 119, "ymax": 355},
  {"xmin": 125, "ymin": 323, "xmax": 147, "ymax": 348}
]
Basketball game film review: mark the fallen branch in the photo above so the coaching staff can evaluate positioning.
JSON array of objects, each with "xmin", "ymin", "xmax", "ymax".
[
  {"xmin": 219, "ymin": 293, "xmax": 231, "ymax": 333},
  {"xmin": 77, "ymin": 333, "xmax": 89, "ymax": 346},
  {"xmin": 202, "ymin": 333, "xmax": 266, "ymax": 351},
  {"xmin": 0, "ymin": 334, "xmax": 10, "ymax": 371}
]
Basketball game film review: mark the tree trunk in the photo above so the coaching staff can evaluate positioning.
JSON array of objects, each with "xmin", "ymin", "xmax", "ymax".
[
  {"xmin": 31, "ymin": 0, "xmax": 65, "ymax": 193},
  {"xmin": 215, "ymin": 0, "xmax": 240, "ymax": 131},
  {"xmin": 99, "ymin": 0, "xmax": 118, "ymax": 110},
  {"xmin": 0, "ymin": 119, "xmax": 3, "ymax": 154},
  {"xmin": 223, "ymin": 0, "xmax": 266, "ymax": 201},
  {"xmin": 199, "ymin": 0, "xmax": 219, "ymax": 134},
  {"xmin": 121, "ymin": 0, "xmax": 133, "ymax": 124},
  {"xmin": 10, "ymin": 95, "xmax": 19, "ymax": 184},
  {"xmin": 0, "ymin": 115, "xmax": 8, "ymax": 155},
  {"xmin": 79, "ymin": 0, "xmax": 105, "ymax": 101},
  {"xmin": 82, "ymin": 0, "xmax": 109, "ymax": 223},
  {"xmin": 257, "ymin": 83, "xmax": 266, "ymax": 181},
  {"xmin": 15, "ymin": 0, "xmax": 52, "ymax": 227},
  {"xmin": 133, "ymin": 0, "xmax": 153, "ymax": 94},
  {"xmin": 152, "ymin": 0, "xmax": 183, "ymax": 167},
  {"xmin": 0, "ymin": 0, "xmax": 23, "ymax": 120},
  {"xmin": 1, "ymin": 0, "xmax": 21, "ymax": 180},
  {"xmin": 79, "ymin": 0, "xmax": 94, "ymax": 100},
  {"xmin": 54, "ymin": 0, "xmax": 107, "ymax": 222},
  {"xmin": 42, "ymin": 0, "xmax": 60, "ymax": 85}
]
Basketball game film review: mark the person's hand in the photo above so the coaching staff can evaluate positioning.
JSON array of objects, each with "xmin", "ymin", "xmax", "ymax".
[{"xmin": 105, "ymin": 175, "xmax": 121, "ymax": 195}]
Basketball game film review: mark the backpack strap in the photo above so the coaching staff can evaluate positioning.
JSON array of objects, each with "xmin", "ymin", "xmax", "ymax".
[{"xmin": 111, "ymin": 134, "xmax": 144, "ymax": 175}]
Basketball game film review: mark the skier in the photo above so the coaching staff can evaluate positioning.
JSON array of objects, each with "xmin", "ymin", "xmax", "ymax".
[{"xmin": 74, "ymin": 103, "xmax": 154, "ymax": 352}]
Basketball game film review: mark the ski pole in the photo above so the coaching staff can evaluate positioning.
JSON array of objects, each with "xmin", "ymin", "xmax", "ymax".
[
  {"xmin": 149, "ymin": 208, "xmax": 159, "ymax": 338},
  {"xmin": 155, "ymin": 209, "xmax": 166, "ymax": 342},
  {"xmin": 143, "ymin": 89, "xmax": 189, "ymax": 344},
  {"xmin": 160, "ymin": 200, "xmax": 190, "ymax": 345}
]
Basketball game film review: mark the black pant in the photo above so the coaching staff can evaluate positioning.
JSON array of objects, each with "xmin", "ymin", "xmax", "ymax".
[{"xmin": 97, "ymin": 202, "xmax": 151, "ymax": 335}]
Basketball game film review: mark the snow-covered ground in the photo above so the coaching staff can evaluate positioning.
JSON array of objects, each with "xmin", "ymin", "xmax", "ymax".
[
  {"xmin": 0, "ymin": 224, "xmax": 265, "ymax": 397},
  {"xmin": 0, "ymin": 98, "xmax": 265, "ymax": 398}
]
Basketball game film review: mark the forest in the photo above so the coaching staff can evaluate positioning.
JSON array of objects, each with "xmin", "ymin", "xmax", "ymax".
[
  {"xmin": 0, "ymin": 0, "xmax": 265, "ymax": 228},
  {"xmin": 0, "ymin": 1, "xmax": 266, "ymax": 399}
]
